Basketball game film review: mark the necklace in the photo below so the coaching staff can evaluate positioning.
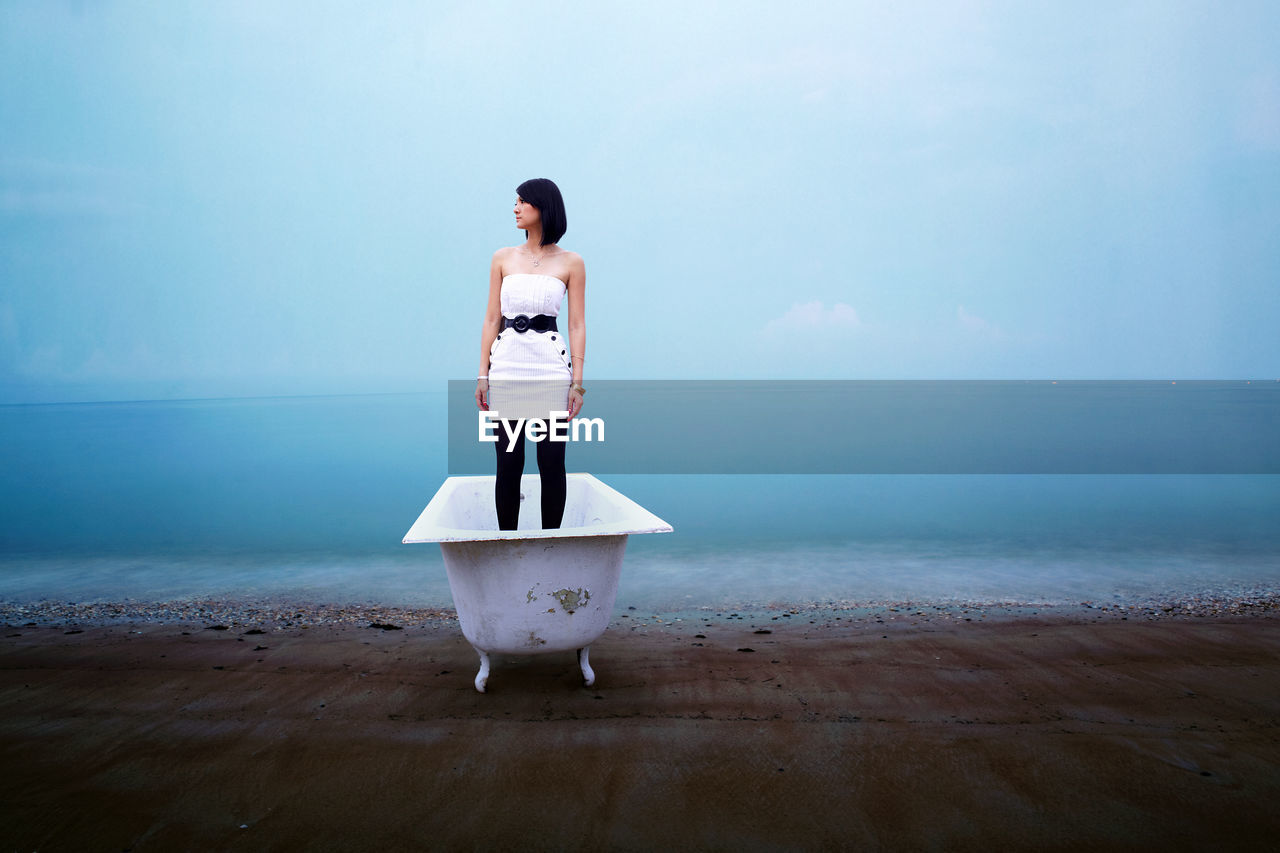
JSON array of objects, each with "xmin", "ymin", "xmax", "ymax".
[{"xmin": 525, "ymin": 245, "xmax": 545, "ymax": 267}]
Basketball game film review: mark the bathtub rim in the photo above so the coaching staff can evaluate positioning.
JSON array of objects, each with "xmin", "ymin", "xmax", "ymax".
[{"xmin": 402, "ymin": 472, "xmax": 673, "ymax": 544}]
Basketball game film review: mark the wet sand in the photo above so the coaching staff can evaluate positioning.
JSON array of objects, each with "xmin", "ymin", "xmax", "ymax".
[{"xmin": 3, "ymin": 604, "xmax": 1279, "ymax": 851}]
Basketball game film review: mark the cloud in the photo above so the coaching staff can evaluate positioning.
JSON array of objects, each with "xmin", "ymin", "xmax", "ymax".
[
  {"xmin": 0, "ymin": 159, "xmax": 141, "ymax": 218},
  {"xmin": 0, "ymin": 303, "xmax": 16, "ymax": 345},
  {"xmin": 956, "ymin": 305, "xmax": 1005, "ymax": 339},
  {"xmin": 6, "ymin": 332, "xmax": 190, "ymax": 384},
  {"xmin": 764, "ymin": 301, "xmax": 861, "ymax": 337},
  {"xmin": 0, "ymin": 188, "xmax": 122, "ymax": 217},
  {"xmin": 1238, "ymin": 71, "xmax": 1280, "ymax": 151}
]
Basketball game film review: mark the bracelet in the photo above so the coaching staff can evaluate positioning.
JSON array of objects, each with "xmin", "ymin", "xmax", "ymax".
[
  {"xmin": 477, "ymin": 375, "xmax": 488, "ymax": 380},
  {"xmin": 570, "ymin": 384, "xmax": 586, "ymax": 396}
]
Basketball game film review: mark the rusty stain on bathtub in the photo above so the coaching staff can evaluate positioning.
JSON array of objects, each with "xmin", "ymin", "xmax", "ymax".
[
  {"xmin": 550, "ymin": 587, "xmax": 591, "ymax": 614},
  {"xmin": 526, "ymin": 631, "xmax": 547, "ymax": 648},
  {"xmin": 526, "ymin": 587, "xmax": 538, "ymax": 603}
]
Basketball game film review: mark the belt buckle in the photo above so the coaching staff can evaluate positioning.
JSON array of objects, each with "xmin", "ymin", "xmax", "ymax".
[{"xmin": 511, "ymin": 314, "xmax": 530, "ymax": 333}]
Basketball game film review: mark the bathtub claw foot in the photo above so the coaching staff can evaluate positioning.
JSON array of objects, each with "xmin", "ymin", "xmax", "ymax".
[
  {"xmin": 475, "ymin": 649, "xmax": 491, "ymax": 693},
  {"xmin": 578, "ymin": 646, "xmax": 595, "ymax": 687}
]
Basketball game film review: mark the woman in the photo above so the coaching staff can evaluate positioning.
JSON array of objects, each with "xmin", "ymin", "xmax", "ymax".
[{"xmin": 476, "ymin": 178, "xmax": 586, "ymax": 530}]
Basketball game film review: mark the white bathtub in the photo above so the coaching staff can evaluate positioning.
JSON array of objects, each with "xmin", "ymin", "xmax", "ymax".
[{"xmin": 402, "ymin": 473, "xmax": 672, "ymax": 692}]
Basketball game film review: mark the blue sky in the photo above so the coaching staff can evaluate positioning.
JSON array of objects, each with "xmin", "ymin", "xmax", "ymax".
[{"xmin": 2, "ymin": 0, "xmax": 1278, "ymax": 403}]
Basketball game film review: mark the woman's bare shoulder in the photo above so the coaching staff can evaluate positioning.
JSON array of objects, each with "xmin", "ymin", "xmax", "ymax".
[{"xmin": 491, "ymin": 246, "xmax": 520, "ymax": 276}]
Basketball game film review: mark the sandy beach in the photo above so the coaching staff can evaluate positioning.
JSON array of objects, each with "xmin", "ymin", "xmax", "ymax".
[{"xmin": 2, "ymin": 600, "xmax": 1279, "ymax": 851}]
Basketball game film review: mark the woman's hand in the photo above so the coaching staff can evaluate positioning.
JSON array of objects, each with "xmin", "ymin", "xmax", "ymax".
[
  {"xmin": 567, "ymin": 387, "xmax": 583, "ymax": 419},
  {"xmin": 476, "ymin": 378, "xmax": 489, "ymax": 411}
]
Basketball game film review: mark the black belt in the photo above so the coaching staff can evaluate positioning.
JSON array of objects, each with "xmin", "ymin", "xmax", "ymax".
[{"xmin": 503, "ymin": 314, "xmax": 557, "ymax": 333}]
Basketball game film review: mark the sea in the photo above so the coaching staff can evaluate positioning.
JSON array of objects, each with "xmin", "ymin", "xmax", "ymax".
[{"xmin": 2, "ymin": 390, "xmax": 1278, "ymax": 612}]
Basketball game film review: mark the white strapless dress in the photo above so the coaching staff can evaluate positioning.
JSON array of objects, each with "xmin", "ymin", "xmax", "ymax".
[{"xmin": 487, "ymin": 273, "xmax": 572, "ymax": 421}]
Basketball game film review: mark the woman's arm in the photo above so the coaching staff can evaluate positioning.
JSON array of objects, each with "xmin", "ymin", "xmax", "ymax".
[
  {"xmin": 476, "ymin": 249, "xmax": 506, "ymax": 410},
  {"xmin": 566, "ymin": 253, "xmax": 586, "ymax": 417}
]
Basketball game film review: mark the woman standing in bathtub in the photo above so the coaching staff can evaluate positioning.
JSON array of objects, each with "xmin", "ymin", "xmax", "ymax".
[{"xmin": 475, "ymin": 178, "xmax": 586, "ymax": 530}]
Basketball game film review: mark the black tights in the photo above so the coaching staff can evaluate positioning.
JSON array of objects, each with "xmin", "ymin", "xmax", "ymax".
[{"xmin": 494, "ymin": 420, "xmax": 566, "ymax": 531}]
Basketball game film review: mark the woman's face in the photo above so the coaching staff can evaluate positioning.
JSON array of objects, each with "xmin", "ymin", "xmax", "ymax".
[{"xmin": 514, "ymin": 196, "xmax": 541, "ymax": 231}]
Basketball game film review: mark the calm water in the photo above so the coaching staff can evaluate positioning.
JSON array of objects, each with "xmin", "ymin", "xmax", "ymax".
[{"xmin": 2, "ymin": 392, "xmax": 1278, "ymax": 610}]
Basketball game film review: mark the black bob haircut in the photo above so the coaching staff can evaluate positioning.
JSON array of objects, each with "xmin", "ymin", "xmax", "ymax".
[{"xmin": 517, "ymin": 178, "xmax": 567, "ymax": 246}]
